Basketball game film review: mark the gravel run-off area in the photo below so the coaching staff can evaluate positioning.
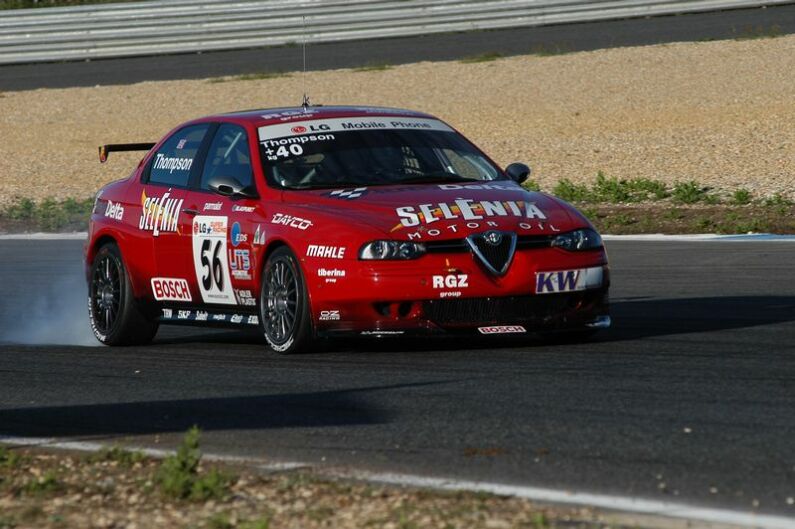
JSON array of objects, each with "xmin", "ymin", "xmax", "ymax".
[{"xmin": 0, "ymin": 35, "xmax": 794, "ymax": 205}]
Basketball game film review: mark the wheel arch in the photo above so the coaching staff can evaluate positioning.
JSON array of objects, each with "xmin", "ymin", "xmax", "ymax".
[{"xmin": 258, "ymin": 237, "xmax": 316, "ymax": 333}]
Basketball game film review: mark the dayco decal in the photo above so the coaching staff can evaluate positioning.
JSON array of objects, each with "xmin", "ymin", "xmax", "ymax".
[
  {"xmin": 306, "ymin": 245, "xmax": 345, "ymax": 259},
  {"xmin": 104, "ymin": 200, "xmax": 124, "ymax": 221},
  {"xmin": 139, "ymin": 190, "xmax": 183, "ymax": 236},
  {"xmin": 151, "ymin": 277, "xmax": 192, "ymax": 302},
  {"xmin": 153, "ymin": 153, "xmax": 193, "ymax": 174},
  {"xmin": 271, "ymin": 213, "xmax": 312, "ymax": 230}
]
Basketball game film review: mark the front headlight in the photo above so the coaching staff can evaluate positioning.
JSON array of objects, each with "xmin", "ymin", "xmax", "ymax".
[
  {"xmin": 359, "ymin": 240, "xmax": 426, "ymax": 260},
  {"xmin": 552, "ymin": 228, "xmax": 603, "ymax": 251}
]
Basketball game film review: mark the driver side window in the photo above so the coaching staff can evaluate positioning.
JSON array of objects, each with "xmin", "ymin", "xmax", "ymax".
[{"xmin": 200, "ymin": 124, "xmax": 253, "ymax": 191}]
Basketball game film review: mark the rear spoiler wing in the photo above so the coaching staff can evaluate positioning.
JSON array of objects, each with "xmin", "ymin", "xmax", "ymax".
[{"xmin": 98, "ymin": 143, "xmax": 156, "ymax": 163}]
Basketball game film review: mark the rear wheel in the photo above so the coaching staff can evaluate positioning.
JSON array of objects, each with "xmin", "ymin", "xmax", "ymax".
[
  {"xmin": 259, "ymin": 246, "xmax": 314, "ymax": 354},
  {"xmin": 88, "ymin": 242, "xmax": 158, "ymax": 346}
]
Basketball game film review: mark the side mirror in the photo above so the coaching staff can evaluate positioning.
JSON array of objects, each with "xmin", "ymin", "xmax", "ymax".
[
  {"xmin": 208, "ymin": 176, "xmax": 258, "ymax": 199},
  {"xmin": 505, "ymin": 162, "xmax": 531, "ymax": 184}
]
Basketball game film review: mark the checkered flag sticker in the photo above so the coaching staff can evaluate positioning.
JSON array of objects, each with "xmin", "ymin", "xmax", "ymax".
[{"xmin": 326, "ymin": 187, "xmax": 368, "ymax": 200}]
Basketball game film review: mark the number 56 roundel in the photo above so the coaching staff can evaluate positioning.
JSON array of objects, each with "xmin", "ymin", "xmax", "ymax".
[{"xmin": 192, "ymin": 216, "xmax": 236, "ymax": 304}]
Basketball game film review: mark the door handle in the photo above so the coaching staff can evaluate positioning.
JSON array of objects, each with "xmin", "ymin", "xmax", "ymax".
[{"xmin": 182, "ymin": 207, "xmax": 199, "ymax": 216}]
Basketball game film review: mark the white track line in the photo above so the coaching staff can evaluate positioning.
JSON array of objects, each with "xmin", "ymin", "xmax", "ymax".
[
  {"xmin": 0, "ymin": 232, "xmax": 87, "ymax": 240},
  {"xmin": 1, "ymin": 435, "xmax": 792, "ymax": 529}
]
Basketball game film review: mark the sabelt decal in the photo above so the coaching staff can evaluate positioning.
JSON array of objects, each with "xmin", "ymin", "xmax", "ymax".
[
  {"xmin": 536, "ymin": 267, "xmax": 603, "ymax": 294},
  {"xmin": 478, "ymin": 326, "xmax": 526, "ymax": 334},
  {"xmin": 151, "ymin": 277, "xmax": 192, "ymax": 302},
  {"xmin": 104, "ymin": 200, "xmax": 124, "ymax": 221},
  {"xmin": 192, "ymin": 216, "xmax": 236, "ymax": 305},
  {"xmin": 306, "ymin": 245, "xmax": 345, "ymax": 259},
  {"xmin": 258, "ymin": 116, "xmax": 453, "ymax": 143},
  {"xmin": 139, "ymin": 189, "xmax": 183, "ymax": 237}
]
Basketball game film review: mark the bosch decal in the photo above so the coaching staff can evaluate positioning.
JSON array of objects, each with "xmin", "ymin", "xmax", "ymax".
[
  {"xmin": 478, "ymin": 326, "xmax": 527, "ymax": 334},
  {"xmin": 151, "ymin": 277, "xmax": 192, "ymax": 302}
]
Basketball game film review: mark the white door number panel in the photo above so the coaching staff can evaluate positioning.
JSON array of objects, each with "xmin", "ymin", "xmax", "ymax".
[{"xmin": 192, "ymin": 216, "xmax": 236, "ymax": 305}]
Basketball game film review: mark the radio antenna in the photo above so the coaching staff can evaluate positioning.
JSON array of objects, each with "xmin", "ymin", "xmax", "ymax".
[{"xmin": 301, "ymin": 15, "xmax": 311, "ymax": 110}]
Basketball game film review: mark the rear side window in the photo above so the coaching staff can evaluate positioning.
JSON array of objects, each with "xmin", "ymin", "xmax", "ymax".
[
  {"xmin": 148, "ymin": 124, "xmax": 210, "ymax": 187},
  {"xmin": 200, "ymin": 124, "xmax": 253, "ymax": 191}
]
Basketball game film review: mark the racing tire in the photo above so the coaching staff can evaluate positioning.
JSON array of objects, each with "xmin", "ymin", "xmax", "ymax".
[
  {"xmin": 259, "ymin": 246, "xmax": 315, "ymax": 354},
  {"xmin": 88, "ymin": 242, "xmax": 159, "ymax": 346}
]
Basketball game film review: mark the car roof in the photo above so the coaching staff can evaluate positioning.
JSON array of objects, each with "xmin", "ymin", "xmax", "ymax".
[{"xmin": 202, "ymin": 105, "xmax": 438, "ymax": 128}]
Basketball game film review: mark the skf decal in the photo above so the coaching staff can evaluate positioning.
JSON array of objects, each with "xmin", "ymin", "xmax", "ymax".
[
  {"xmin": 478, "ymin": 325, "xmax": 526, "ymax": 334},
  {"xmin": 139, "ymin": 189, "xmax": 183, "ymax": 237},
  {"xmin": 151, "ymin": 277, "xmax": 192, "ymax": 302},
  {"xmin": 104, "ymin": 200, "xmax": 124, "ymax": 221},
  {"xmin": 271, "ymin": 213, "xmax": 312, "ymax": 230},
  {"xmin": 306, "ymin": 245, "xmax": 345, "ymax": 259},
  {"xmin": 536, "ymin": 267, "xmax": 603, "ymax": 294},
  {"xmin": 393, "ymin": 199, "xmax": 546, "ymax": 232}
]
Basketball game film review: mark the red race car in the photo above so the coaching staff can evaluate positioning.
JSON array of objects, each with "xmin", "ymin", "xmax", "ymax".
[{"xmin": 86, "ymin": 105, "xmax": 610, "ymax": 353}]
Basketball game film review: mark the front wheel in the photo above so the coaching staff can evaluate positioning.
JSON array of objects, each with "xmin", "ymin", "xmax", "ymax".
[
  {"xmin": 88, "ymin": 242, "xmax": 158, "ymax": 346},
  {"xmin": 259, "ymin": 246, "xmax": 314, "ymax": 354}
]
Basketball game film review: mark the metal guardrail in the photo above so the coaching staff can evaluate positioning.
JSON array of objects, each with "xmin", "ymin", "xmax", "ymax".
[{"xmin": 0, "ymin": 0, "xmax": 791, "ymax": 65}]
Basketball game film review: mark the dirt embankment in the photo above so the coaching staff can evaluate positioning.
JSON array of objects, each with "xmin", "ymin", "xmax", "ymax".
[{"xmin": 0, "ymin": 35, "xmax": 794, "ymax": 205}]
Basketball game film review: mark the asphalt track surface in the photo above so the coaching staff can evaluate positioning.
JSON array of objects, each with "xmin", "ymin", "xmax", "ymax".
[
  {"xmin": 0, "ymin": 239, "xmax": 794, "ymax": 516},
  {"xmin": 2, "ymin": 4, "xmax": 795, "ymax": 91}
]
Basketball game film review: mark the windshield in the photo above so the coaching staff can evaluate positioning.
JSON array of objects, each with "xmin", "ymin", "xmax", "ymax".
[{"xmin": 258, "ymin": 116, "xmax": 503, "ymax": 190}]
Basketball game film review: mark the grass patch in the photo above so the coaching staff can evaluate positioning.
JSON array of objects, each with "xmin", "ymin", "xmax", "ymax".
[
  {"xmin": 88, "ymin": 446, "xmax": 146, "ymax": 468},
  {"xmin": 671, "ymin": 180, "xmax": 709, "ymax": 204},
  {"xmin": 730, "ymin": 188, "xmax": 753, "ymax": 205},
  {"xmin": 23, "ymin": 471, "xmax": 63, "ymax": 496},
  {"xmin": 529, "ymin": 43, "xmax": 573, "ymax": 56},
  {"xmin": 0, "ymin": 196, "xmax": 93, "ymax": 232},
  {"xmin": 354, "ymin": 62, "xmax": 393, "ymax": 72},
  {"xmin": 460, "ymin": 52, "xmax": 503, "ymax": 63},
  {"xmin": 734, "ymin": 24, "xmax": 783, "ymax": 40},
  {"xmin": 156, "ymin": 426, "xmax": 232, "ymax": 501},
  {"xmin": 211, "ymin": 71, "xmax": 291, "ymax": 83}
]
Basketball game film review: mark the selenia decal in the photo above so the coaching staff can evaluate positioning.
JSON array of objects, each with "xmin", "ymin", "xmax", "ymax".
[
  {"xmin": 139, "ymin": 189, "xmax": 182, "ymax": 236},
  {"xmin": 192, "ymin": 216, "xmax": 235, "ymax": 305}
]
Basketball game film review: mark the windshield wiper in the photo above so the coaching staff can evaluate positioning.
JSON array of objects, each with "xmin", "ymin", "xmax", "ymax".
[
  {"xmin": 396, "ymin": 172, "xmax": 481, "ymax": 184},
  {"xmin": 283, "ymin": 181, "xmax": 368, "ymax": 190}
]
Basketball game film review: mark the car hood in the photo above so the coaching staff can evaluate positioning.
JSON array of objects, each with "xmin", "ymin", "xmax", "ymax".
[{"xmin": 279, "ymin": 181, "xmax": 583, "ymax": 240}]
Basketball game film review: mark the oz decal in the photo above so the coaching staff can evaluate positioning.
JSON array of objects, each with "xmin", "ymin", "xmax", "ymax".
[{"xmin": 192, "ymin": 216, "xmax": 235, "ymax": 305}]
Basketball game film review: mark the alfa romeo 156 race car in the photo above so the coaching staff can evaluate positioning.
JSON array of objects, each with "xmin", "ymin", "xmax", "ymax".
[{"xmin": 86, "ymin": 105, "xmax": 610, "ymax": 353}]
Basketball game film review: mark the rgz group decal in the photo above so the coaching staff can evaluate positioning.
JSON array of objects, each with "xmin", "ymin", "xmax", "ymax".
[{"xmin": 192, "ymin": 216, "xmax": 236, "ymax": 305}]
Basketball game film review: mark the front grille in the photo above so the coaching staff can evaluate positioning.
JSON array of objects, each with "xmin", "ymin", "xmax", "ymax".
[
  {"xmin": 466, "ymin": 231, "xmax": 516, "ymax": 275},
  {"xmin": 423, "ymin": 290, "xmax": 605, "ymax": 328}
]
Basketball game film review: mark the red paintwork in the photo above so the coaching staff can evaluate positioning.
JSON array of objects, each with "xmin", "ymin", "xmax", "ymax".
[{"xmin": 86, "ymin": 106, "xmax": 609, "ymax": 335}]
